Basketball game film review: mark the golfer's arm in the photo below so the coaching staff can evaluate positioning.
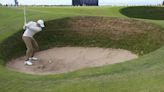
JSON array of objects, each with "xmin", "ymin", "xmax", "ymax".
[{"xmin": 28, "ymin": 26, "xmax": 42, "ymax": 32}]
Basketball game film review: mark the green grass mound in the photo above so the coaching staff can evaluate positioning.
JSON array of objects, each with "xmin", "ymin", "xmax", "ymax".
[
  {"xmin": 1, "ymin": 16, "xmax": 164, "ymax": 64},
  {"xmin": 120, "ymin": 6, "xmax": 164, "ymax": 20}
]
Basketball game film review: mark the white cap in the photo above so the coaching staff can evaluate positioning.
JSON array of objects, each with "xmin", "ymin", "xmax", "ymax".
[{"xmin": 37, "ymin": 20, "xmax": 45, "ymax": 27}]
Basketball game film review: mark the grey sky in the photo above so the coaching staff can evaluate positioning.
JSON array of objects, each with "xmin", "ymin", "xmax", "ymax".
[{"xmin": 0, "ymin": 0, "xmax": 163, "ymax": 5}]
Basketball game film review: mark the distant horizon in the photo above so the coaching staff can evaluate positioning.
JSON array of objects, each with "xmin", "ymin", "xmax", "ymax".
[{"xmin": 0, "ymin": 0, "xmax": 163, "ymax": 6}]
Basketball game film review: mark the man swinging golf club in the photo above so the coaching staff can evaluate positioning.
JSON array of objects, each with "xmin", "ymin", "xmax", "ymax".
[{"xmin": 22, "ymin": 7, "xmax": 45, "ymax": 65}]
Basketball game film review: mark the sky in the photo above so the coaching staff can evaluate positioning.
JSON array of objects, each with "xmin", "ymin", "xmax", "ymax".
[{"xmin": 0, "ymin": 0, "xmax": 163, "ymax": 6}]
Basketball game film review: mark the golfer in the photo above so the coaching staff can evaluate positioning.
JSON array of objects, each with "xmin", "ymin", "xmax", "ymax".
[{"xmin": 22, "ymin": 20, "xmax": 45, "ymax": 65}]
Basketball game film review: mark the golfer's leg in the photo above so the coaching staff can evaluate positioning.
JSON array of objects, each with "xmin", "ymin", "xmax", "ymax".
[
  {"xmin": 31, "ymin": 38, "xmax": 39, "ymax": 57},
  {"xmin": 23, "ymin": 37, "xmax": 34, "ymax": 60}
]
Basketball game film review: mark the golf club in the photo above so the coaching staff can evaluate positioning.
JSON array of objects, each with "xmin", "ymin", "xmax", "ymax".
[{"xmin": 24, "ymin": 6, "xmax": 27, "ymax": 25}]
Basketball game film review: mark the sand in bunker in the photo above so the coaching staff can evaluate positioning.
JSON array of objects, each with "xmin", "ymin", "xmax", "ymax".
[{"xmin": 7, "ymin": 47, "xmax": 138, "ymax": 75}]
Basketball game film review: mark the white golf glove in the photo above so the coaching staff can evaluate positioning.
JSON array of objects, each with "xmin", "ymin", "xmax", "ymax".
[{"xmin": 23, "ymin": 24, "xmax": 28, "ymax": 30}]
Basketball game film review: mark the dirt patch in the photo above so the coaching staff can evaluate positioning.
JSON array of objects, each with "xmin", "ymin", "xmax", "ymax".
[{"xmin": 6, "ymin": 47, "xmax": 138, "ymax": 75}]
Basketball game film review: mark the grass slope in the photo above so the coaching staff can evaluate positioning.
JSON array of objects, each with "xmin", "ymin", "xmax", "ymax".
[
  {"xmin": 120, "ymin": 6, "xmax": 164, "ymax": 20},
  {"xmin": 0, "ymin": 6, "xmax": 164, "ymax": 92}
]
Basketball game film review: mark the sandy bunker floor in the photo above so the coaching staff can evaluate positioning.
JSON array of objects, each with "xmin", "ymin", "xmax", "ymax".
[{"xmin": 7, "ymin": 47, "xmax": 138, "ymax": 75}]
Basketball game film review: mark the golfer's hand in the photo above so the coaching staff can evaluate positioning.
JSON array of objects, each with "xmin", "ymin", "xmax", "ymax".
[
  {"xmin": 23, "ymin": 24, "xmax": 28, "ymax": 30},
  {"xmin": 23, "ymin": 25, "xmax": 26, "ymax": 30}
]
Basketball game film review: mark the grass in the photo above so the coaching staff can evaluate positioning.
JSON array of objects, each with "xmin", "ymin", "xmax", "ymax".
[
  {"xmin": 120, "ymin": 6, "xmax": 164, "ymax": 20},
  {"xmin": 1, "ymin": 6, "xmax": 164, "ymax": 92}
]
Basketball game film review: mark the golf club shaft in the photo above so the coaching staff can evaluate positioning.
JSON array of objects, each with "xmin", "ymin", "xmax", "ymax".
[{"xmin": 24, "ymin": 6, "xmax": 27, "ymax": 25}]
